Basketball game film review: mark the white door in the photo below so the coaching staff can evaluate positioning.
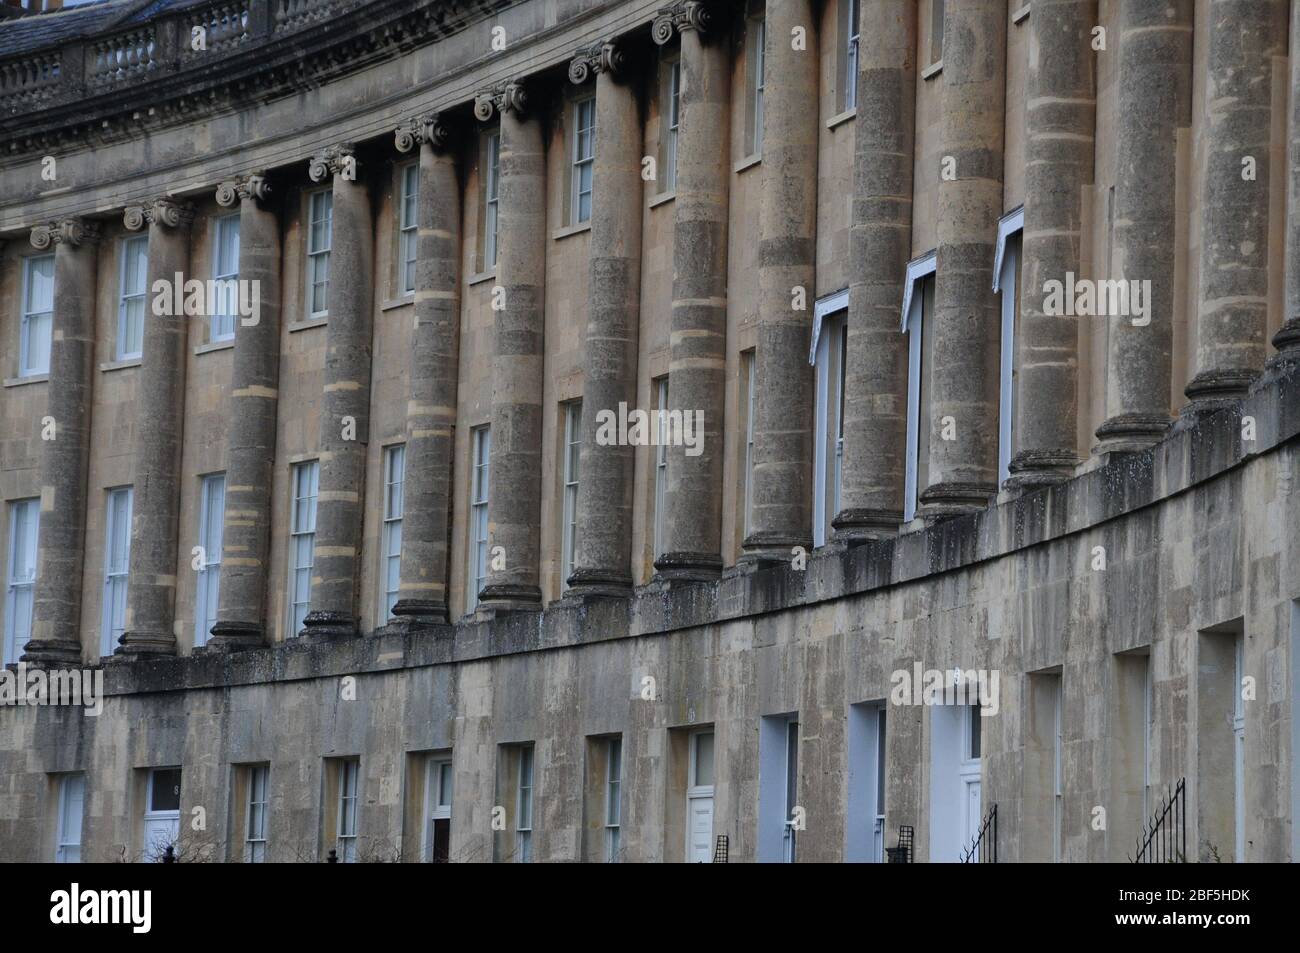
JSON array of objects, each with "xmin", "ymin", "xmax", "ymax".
[
  {"xmin": 964, "ymin": 778, "xmax": 982, "ymax": 850},
  {"xmin": 688, "ymin": 795, "xmax": 713, "ymax": 862},
  {"xmin": 143, "ymin": 815, "xmax": 179, "ymax": 862}
]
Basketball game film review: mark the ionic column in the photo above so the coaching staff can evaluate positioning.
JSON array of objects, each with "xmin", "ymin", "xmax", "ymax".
[
  {"xmin": 920, "ymin": 0, "xmax": 1005, "ymax": 519},
  {"xmin": 741, "ymin": 0, "xmax": 818, "ymax": 563},
  {"xmin": 391, "ymin": 115, "xmax": 461, "ymax": 624},
  {"xmin": 22, "ymin": 219, "xmax": 100, "ymax": 666},
  {"xmin": 1273, "ymin": 0, "xmax": 1300, "ymax": 364},
  {"xmin": 1093, "ymin": 0, "xmax": 1192, "ymax": 453},
  {"xmin": 300, "ymin": 145, "xmax": 374, "ymax": 638},
  {"xmin": 652, "ymin": 1, "xmax": 731, "ymax": 581},
  {"xmin": 207, "ymin": 174, "xmax": 282, "ymax": 650},
  {"xmin": 567, "ymin": 41, "xmax": 643, "ymax": 598},
  {"xmin": 831, "ymin": 0, "xmax": 916, "ymax": 542},
  {"xmin": 475, "ymin": 83, "xmax": 545, "ymax": 611},
  {"xmin": 117, "ymin": 198, "xmax": 193, "ymax": 658},
  {"xmin": 1006, "ymin": 0, "xmax": 1096, "ymax": 489},
  {"xmin": 1184, "ymin": 0, "xmax": 1286, "ymax": 412}
]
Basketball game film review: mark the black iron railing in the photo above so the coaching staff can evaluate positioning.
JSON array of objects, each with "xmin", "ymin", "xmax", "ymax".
[
  {"xmin": 885, "ymin": 825, "xmax": 914, "ymax": 863},
  {"xmin": 712, "ymin": 834, "xmax": 729, "ymax": 863},
  {"xmin": 1131, "ymin": 778, "xmax": 1186, "ymax": 863},
  {"xmin": 960, "ymin": 803, "xmax": 998, "ymax": 863}
]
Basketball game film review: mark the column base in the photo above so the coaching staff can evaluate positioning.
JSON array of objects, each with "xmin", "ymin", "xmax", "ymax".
[
  {"xmin": 830, "ymin": 507, "xmax": 902, "ymax": 544},
  {"xmin": 390, "ymin": 598, "xmax": 449, "ymax": 625},
  {"xmin": 565, "ymin": 567, "xmax": 635, "ymax": 599},
  {"xmin": 299, "ymin": 610, "xmax": 358, "ymax": 639},
  {"xmin": 1093, "ymin": 412, "xmax": 1171, "ymax": 456},
  {"xmin": 918, "ymin": 482, "xmax": 996, "ymax": 520},
  {"xmin": 476, "ymin": 584, "xmax": 543, "ymax": 613},
  {"xmin": 1181, "ymin": 368, "xmax": 1255, "ymax": 417},
  {"xmin": 114, "ymin": 631, "xmax": 177, "ymax": 658},
  {"xmin": 20, "ymin": 637, "xmax": 84, "ymax": 667},
  {"xmin": 204, "ymin": 620, "xmax": 266, "ymax": 653},
  {"xmin": 652, "ymin": 551, "xmax": 723, "ymax": 583},
  {"xmin": 739, "ymin": 531, "xmax": 813, "ymax": 567},
  {"xmin": 1003, "ymin": 449, "xmax": 1077, "ymax": 492}
]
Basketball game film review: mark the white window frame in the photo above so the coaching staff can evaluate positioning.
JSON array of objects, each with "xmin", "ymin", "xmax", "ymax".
[
  {"xmin": 561, "ymin": 401, "xmax": 581, "ymax": 591},
  {"xmin": 4, "ymin": 497, "xmax": 39, "ymax": 666},
  {"xmin": 245, "ymin": 764, "xmax": 268, "ymax": 863},
  {"xmin": 653, "ymin": 378, "xmax": 669, "ymax": 560},
  {"xmin": 686, "ymin": 729, "xmax": 715, "ymax": 862},
  {"xmin": 844, "ymin": 0, "xmax": 860, "ymax": 111},
  {"xmin": 306, "ymin": 188, "xmax": 332, "ymax": 319},
  {"xmin": 194, "ymin": 473, "xmax": 225, "ymax": 648},
  {"xmin": 55, "ymin": 773, "xmax": 85, "ymax": 863},
  {"xmin": 571, "ymin": 96, "xmax": 596, "ymax": 226},
  {"xmin": 516, "ymin": 745, "xmax": 534, "ymax": 862},
  {"xmin": 422, "ymin": 755, "xmax": 453, "ymax": 863},
  {"xmin": 117, "ymin": 235, "xmax": 148, "ymax": 361},
  {"xmin": 783, "ymin": 719, "xmax": 800, "ymax": 863},
  {"xmin": 211, "ymin": 212, "xmax": 240, "ymax": 343},
  {"xmin": 900, "ymin": 251, "xmax": 937, "ymax": 522},
  {"xmin": 143, "ymin": 767, "xmax": 181, "ymax": 862},
  {"xmin": 484, "ymin": 132, "xmax": 501, "ymax": 270},
  {"xmin": 466, "ymin": 426, "xmax": 490, "ymax": 614},
  {"xmin": 743, "ymin": 351, "xmax": 756, "ymax": 537},
  {"xmin": 810, "ymin": 289, "xmax": 849, "ymax": 547},
  {"xmin": 287, "ymin": 460, "xmax": 319, "ymax": 636},
  {"xmin": 399, "ymin": 162, "xmax": 419, "ymax": 295},
  {"xmin": 665, "ymin": 57, "xmax": 681, "ymax": 192},
  {"xmin": 19, "ymin": 253, "xmax": 54, "ymax": 377},
  {"xmin": 750, "ymin": 14, "xmax": 766, "ymax": 155},
  {"xmin": 993, "ymin": 206, "xmax": 1024, "ymax": 485},
  {"xmin": 336, "ymin": 759, "xmax": 359, "ymax": 863},
  {"xmin": 101, "ymin": 487, "xmax": 132, "ymax": 658},
  {"xmin": 605, "ymin": 737, "xmax": 622, "ymax": 863},
  {"xmin": 380, "ymin": 444, "xmax": 405, "ymax": 623},
  {"xmin": 846, "ymin": 702, "xmax": 886, "ymax": 862}
]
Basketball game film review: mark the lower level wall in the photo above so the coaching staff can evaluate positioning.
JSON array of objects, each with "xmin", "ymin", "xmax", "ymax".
[{"xmin": 1, "ymin": 425, "xmax": 1298, "ymax": 863}]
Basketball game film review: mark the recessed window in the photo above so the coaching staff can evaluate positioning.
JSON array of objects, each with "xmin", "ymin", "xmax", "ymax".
[
  {"xmin": 516, "ymin": 745, "xmax": 534, "ymax": 862},
  {"xmin": 902, "ymin": 253, "xmax": 937, "ymax": 521},
  {"xmin": 4, "ymin": 497, "xmax": 38, "ymax": 666},
  {"xmin": 288, "ymin": 460, "xmax": 319, "ymax": 636},
  {"xmin": 55, "ymin": 773, "xmax": 85, "ymax": 863},
  {"xmin": 399, "ymin": 163, "xmax": 419, "ymax": 295},
  {"xmin": 142, "ymin": 767, "xmax": 181, "ymax": 862},
  {"xmin": 604, "ymin": 737, "xmax": 622, "ymax": 862},
  {"xmin": 101, "ymin": 487, "xmax": 132, "ymax": 657},
  {"xmin": 994, "ymin": 208, "xmax": 1024, "ymax": 485},
  {"xmin": 812, "ymin": 294, "xmax": 848, "ymax": 546},
  {"xmin": 334, "ymin": 758, "xmax": 360, "ymax": 863},
  {"xmin": 686, "ymin": 729, "xmax": 715, "ymax": 862},
  {"xmin": 742, "ymin": 350, "xmax": 756, "ymax": 538},
  {"xmin": 380, "ymin": 444, "xmax": 405, "ymax": 622},
  {"xmin": 571, "ymin": 96, "xmax": 596, "ymax": 225},
  {"xmin": 653, "ymin": 377, "xmax": 669, "ymax": 560},
  {"xmin": 211, "ymin": 213, "xmax": 239, "ymax": 343},
  {"xmin": 306, "ymin": 189, "xmax": 332, "ymax": 319},
  {"xmin": 194, "ymin": 473, "xmax": 225, "ymax": 648},
  {"xmin": 466, "ymin": 426, "xmax": 490, "ymax": 614},
  {"xmin": 747, "ymin": 8, "xmax": 767, "ymax": 155},
  {"xmin": 560, "ymin": 401, "xmax": 582, "ymax": 591},
  {"xmin": 423, "ymin": 755, "xmax": 453, "ymax": 863},
  {"xmin": 117, "ymin": 235, "xmax": 148, "ymax": 361},
  {"xmin": 929, "ymin": 0, "xmax": 946, "ymax": 68},
  {"xmin": 19, "ymin": 254, "xmax": 53, "ymax": 377},
  {"xmin": 842, "ymin": 0, "xmax": 860, "ymax": 111},
  {"xmin": 244, "ymin": 764, "xmax": 269, "ymax": 863},
  {"xmin": 484, "ymin": 132, "xmax": 501, "ymax": 270},
  {"xmin": 662, "ymin": 56, "xmax": 681, "ymax": 192}
]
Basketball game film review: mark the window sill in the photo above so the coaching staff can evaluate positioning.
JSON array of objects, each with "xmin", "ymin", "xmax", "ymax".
[
  {"xmin": 381, "ymin": 295, "xmax": 415, "ymax": 312},
  {"xmin": 288, "ymin": 317, "xmax": 328, "ymax": 333},
  {"xmin": 552, "ymin": 221, "xmax": 592, "ymax": 241},
  {"xmin": 733, "ymin": 153, "xmax": 762, "ymax": 174},
  {"xmin": 467, "ymin": 269, "xmax": 497, "ymax": 287},
  {"xmin": 826, "ymin": 107, "xmax": 856, "ymax": 130},
  {"xmin": 649, "ymin": 190, "xmax": 676, "ymax": 209},
  {"xmin": 1012, "ymin": 4, "xmax": 1030, "ymax": 24},
  {"xmin": 4, "ymin": 372, "xmax": 48, "ymax": 387},
  {"xmin": 100, "ymin": 358, "xmax": 141, "ymax": 373},
  {"xmin": 194, "ymin": 339, "xmax": 234, "ymax": 356},
  {"xmin": 921, "ymin": 60, "xmax": 943, "ymax": 81}
]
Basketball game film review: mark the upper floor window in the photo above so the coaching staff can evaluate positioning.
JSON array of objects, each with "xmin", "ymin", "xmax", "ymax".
[
  {"xmin": 742, "ymin": 350, "xmax": 756, "ymax": 538},
  {"xmin": 194, "ymin": 473, "xmax": 225, "ymax": 648},
  {"xmin": 399, "ymin": 163, "xmax": 419, "ymax": 295},
  {"xmin": 306, "ymin": 189, "xmax": 332, "ymax": 319},
  {"xmin": 101, "ymin": 486, "xmax": 132, "ymax": 657},
  {"xmin": 994, "ymin": 208, "xmax": 1024, "ymax": 486},
  {"xmin": 19, "ymin": 254, "xmax": 54, "ymax": 377},
  {"xmin": 661, "ymin": 56, "xmax": 681, "ymax": 193},
  {"xmin": 928, "ymin": 0, "xmax": 946, "ymax": 70},
  {"xmin": 842, "ymin": 0, "xmax": 860, "ymax": 111},
  {"xmin": 211, "ymin": 213, "xmax": 240, "ymax": 343},
  {"xmin": 466, "ymin": 426, "xmax": 491, "ymax": 614},
  {"xmin": 571, "ymin": 96, "xmax": 596, "ymax": 225},
  {"xmin": 812, "ymin": 292, "xmax": 848, "ymax": 546},
  {"xmin": 4, "ymin": 497, "xmax": 39, "ymax": 666},
  {"xmin": 652, "ymin": 377, "xmax": 669, "ymax": 560},
  {"xmin": 484, "ymin": 132, "xmax": 501, "ymax": 270},
  {"xmin": 117, "ymin": 235, "xmax": 148, "ymax": 361},
  {"xmin": 746, "ymin": 7, "xmax": 767, "ymax": 156},
  {"xmin": 380, "ymin": 444, "xmax": 405, "ymax": 622},
  {"xmin": 288, "ymin": 460, "xmax": 319, "ymax": 635},
  {"xmin": 560, "ymin": 400, "xmax": 581, "ymax": 592},
  {"xmin": 902, "ymin": 252, "xmax": 937, "ymax": 522}
]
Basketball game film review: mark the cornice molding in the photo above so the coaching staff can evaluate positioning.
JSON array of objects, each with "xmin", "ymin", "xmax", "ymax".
[{"xmin": 30, "ymin": 217, "xmax": 100, "ymax": 249}]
